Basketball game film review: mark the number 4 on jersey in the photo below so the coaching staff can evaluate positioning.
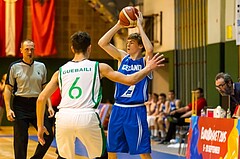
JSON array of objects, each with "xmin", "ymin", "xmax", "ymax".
[{"xmin": 121, "ymin": 85, "xmax": 135, "ymax": 98}]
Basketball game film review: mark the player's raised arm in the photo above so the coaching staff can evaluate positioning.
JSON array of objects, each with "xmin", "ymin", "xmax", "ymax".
[
  {"xmin": 100, "ymin": 53, "xmax": 165, "ymax": 85},
  {"xmin": 136, "ymin": 11, "xmax": 154, "ymax": 60},
  {"xmin": 98, "ymin": 21, "xmax": 126, "ymax": 62}
]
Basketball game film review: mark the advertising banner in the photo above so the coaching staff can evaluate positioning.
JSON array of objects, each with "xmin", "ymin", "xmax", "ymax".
[{"xmin": 186, "ymin": 116, "xmax": 240, "ymax": 159}]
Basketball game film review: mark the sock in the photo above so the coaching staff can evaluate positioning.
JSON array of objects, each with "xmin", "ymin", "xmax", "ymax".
[
  {"xmin": 160, "ymin": 130, "xmax": 166, "ymax": 138},
  {"xmin": 153, "ymin": 129, "xmax": 158, "ymax": 136},
  {"xmin": 151, "ymin": 129, "xmax": 154, "ymax": 136}
]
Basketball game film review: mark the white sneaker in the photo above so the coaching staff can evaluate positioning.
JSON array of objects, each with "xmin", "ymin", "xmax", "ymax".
[{"xmin": 170, "ymin": 139, "xmax": 177, "ymax": 144}]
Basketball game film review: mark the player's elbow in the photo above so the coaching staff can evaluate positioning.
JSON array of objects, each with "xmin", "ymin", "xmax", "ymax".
[
  {"xmin": 98, "ymin": 38, "xmax": 106, "ymax": 48},
  {"xmin": 146, "ymin": 49, "xmax": 154, "ymax": 57},
  {"xmin": 37, "ymin": 98, "xmax": 43, "ymax": 106},
  {"xmin": 37, "ymin": 94, "xmax": 46, "ymax": 105},
  {"xmin": 148, "ymin": 47, "xmax": 154, "ymax": 54}
]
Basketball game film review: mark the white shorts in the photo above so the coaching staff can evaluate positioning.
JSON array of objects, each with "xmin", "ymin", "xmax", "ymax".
[
  {"xmin": 55, "ymin": 108, "xmax": 105, "ymax": 159},
  {"xmin": 147, "ymin": 115, "xmax": 156, "ymax": 127}
]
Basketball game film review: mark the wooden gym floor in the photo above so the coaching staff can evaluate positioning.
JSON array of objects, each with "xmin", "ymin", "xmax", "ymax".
[
  {"xmin": 0, "ymin": 126, "xmax": 87, "ymax": 159},
  {"xmin": 0, "ymin": 126, "xmax": 186, "ymax": 159}
]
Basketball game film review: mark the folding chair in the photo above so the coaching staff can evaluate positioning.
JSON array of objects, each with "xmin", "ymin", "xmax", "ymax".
[{"xmin": 178, "ymin": 125, "xmax": 189, "ymax": 156}]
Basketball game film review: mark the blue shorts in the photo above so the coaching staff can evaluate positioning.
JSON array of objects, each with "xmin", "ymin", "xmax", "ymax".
[{"xmin": 107, "ymin": 105, "xmax": 151, "ymax": 155}]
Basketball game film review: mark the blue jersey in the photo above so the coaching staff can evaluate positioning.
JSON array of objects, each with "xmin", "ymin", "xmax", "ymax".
[
  {"xmin": 161, "ymin": 103, "xmax": 166, "ymax": 112},
  {"xmin": 170, "ymin": 100, "xmax": 177, "ymax": 111},
  {"xmin": 114, "ymin": 55, "xmax": 152, "ymax": 105}
]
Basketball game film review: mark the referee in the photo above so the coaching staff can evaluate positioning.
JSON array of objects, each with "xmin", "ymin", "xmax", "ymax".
[{"xmin": 4, "ymin": 39, "xmax": 53, "ymax": 159}]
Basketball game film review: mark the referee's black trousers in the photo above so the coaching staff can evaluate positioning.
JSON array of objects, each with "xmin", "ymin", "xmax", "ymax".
[
  {"xmin": 13, "ymin": 116, "xmax": 53, "ymax": 159},
  {"xmin": 13, "ymin": 96, "xmax": 54, "ymax": 159}
]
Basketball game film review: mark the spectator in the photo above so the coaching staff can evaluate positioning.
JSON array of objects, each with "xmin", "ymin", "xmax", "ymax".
[
  {"xmin": 0, "ymin": 73, "xmax": 7, "ymax": 130},
  {"xmin": 145, "ymin": 93, "xmax": 159, "ymax": 138},
  {"xmin": 155, "ymin": 93, "xmax": 169, "ymax": 140},
  {"xmin": 168, "ymin": 90, "xmax": 181, "ymax": 110},
  {"xmin": 215, "ymin": 72, "xmax": 240, "ymax": 117},
  {"xmin": 164, "ymin": 90, "xmax": 181, "ymax": 131},
  {"xmin": 160, "ymin": 88, "xmax": 207, "ymax": 144}
]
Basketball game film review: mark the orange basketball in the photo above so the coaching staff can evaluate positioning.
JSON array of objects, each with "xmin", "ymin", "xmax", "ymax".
[{"xmin": 119, "ymin": 6, "xmax": 139, "ymax": 28}]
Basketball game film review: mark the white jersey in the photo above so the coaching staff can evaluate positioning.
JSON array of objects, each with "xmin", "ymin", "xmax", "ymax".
[{"xmin": 58, "ymin": 60, "xmax": 102, "ymax": 109}]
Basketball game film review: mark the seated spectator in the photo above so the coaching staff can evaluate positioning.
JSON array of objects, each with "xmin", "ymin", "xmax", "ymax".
[
  {"xmin": 155, "ymin": 93, "xmax": 169, "ymax": 140},
  {"xmin": 160, "ymin": 87, "xmax": 207, "ymax": 144},
  {"xmin": 145, "ymin": 93, "xmax": 159, "ymax": 138},
  {"xmin": 168, "ymin": 90, "xmax": 181, "ymax": 110},
  {"xmin": 165, "ymin": 90, "xmax": 181, "ymax": 131}
]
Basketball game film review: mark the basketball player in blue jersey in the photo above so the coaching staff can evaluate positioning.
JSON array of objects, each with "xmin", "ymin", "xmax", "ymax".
[
  {"xmin": 168, "ymin": 90, "xmax": 181, "ymax": 111},
  {"xmin": 36, "ymin": 31, "xmax": 164, "ymax": 159},
  {"xmin": 98, "ymin": 11, "xmax": 155, "ymax": 159},
  {"xmin": 164, "ymin": 90, "xmax": 181, "ymax": 131}
]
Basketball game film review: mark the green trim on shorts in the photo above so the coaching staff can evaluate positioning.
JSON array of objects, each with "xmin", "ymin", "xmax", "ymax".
[{"xmin": 95, "ymin": 112, "xmax": 107, "ymax": 156}]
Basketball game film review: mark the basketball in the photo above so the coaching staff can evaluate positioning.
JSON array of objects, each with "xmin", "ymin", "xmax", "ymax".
[{"xmin": 119, "ymin": 6, "xmax": 139, "ymax": 28}]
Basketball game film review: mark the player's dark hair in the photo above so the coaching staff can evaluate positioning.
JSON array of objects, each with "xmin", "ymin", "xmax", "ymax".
[
  {"xmin": 159, "ymin": 93, "xmax": 166, "ymax": 99},
  {"xmin": 70, "ymin": 31, "xmax": 91, "ymax": 54},
  {"xmin": 169, "ymin": 90, "xmax": 175, "ymax": 94}
]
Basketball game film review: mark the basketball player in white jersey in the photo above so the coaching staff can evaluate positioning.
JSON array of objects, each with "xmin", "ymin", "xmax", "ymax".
[{"xmin": 36, "ymin": 31, "xmax": 164, "ymax": 159}]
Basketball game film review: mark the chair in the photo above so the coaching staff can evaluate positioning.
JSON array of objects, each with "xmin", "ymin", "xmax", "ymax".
[{"xmin": 178, "ymin": 125, "xmax": 189, "ymax": 156}]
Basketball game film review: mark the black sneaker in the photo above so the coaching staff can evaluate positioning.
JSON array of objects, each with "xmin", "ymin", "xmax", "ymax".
[
  {"xmin": 159, "ymin": 139, "xmax": 170, "ymax": 144},
  {"xmin": 151, "ymin": 136, "xmax": 158, "ymax": 139},
  {"xmin": 153, "ymin": 137, "xmax": 161, "ymax": 142}
]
